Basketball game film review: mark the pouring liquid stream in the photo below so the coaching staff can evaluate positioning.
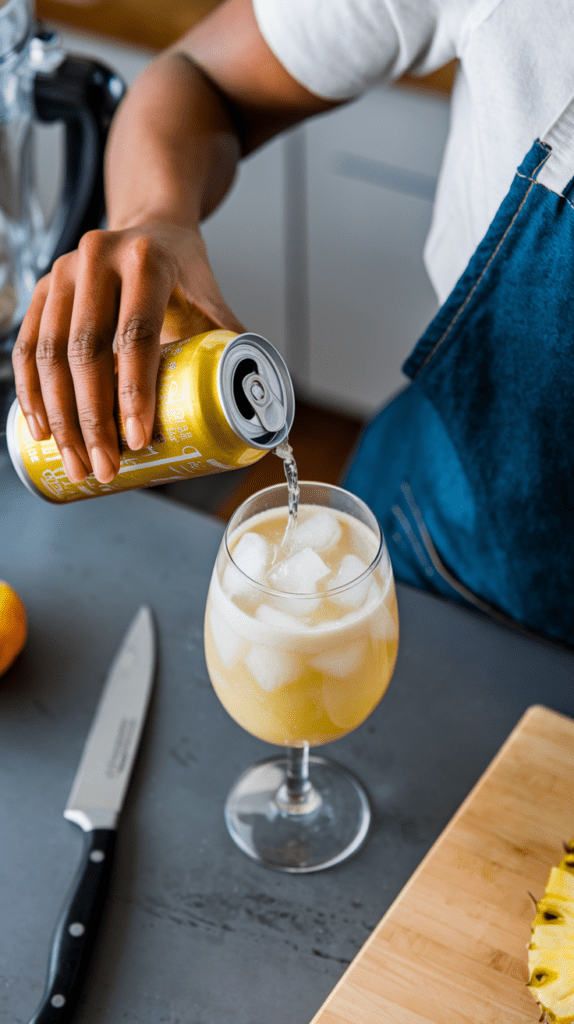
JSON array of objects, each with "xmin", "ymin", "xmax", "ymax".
[{"xmin": 273, "ymin": 440, "xmax": 299, "ymax": 555}]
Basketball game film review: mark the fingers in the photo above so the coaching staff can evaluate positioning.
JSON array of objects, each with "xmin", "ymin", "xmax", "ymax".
[
  {"xmin": 161, "ymin": 288, "xmax": 245, "ymax": 344},
  {"xmin": 13, "ymin": 231, "xmax": 174, "ymax": 484},
  {"xmin": 175, "ymin": 234, "xmax": 246, "ymax": 337},
  {"xmin": 198, "ymin": 292, "xmax": 245, "ymax": 335},
  {"xmin": 12, "ymin": 223, "xmax": 238, "ymax": 487},
  {"xmin": 37, "ymin": 258, "xmax": 99, "ymax": 483},
  {"xmin": 14, "ymin": 258, "xmax": 96, "ymax": 483},
  {"xmin": 115, "ymin": 238, "xmax": 177, "ymax": 450},
  {"xmin": 66, "ymin": 236, "xmax": 121, "ymax": 482},
  {"xmin": 15, "ymin": 238, "xmax": 121, "ymax": 484},
  {"xmin": 12, "ymin": 276, "xmax": 54, "ymax": 443}
]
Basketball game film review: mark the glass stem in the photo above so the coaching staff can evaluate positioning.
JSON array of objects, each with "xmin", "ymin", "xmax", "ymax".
[
  {"xmin": 275, "ymin": 745, "xmax": 322, "ymax": 815},
  {"xmin": 286, "ymin": 744, "xmax": 311, "ymax": 802}
]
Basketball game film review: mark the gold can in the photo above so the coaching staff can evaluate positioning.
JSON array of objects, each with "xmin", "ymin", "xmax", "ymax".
[{"xmin": 7, "ymin": 330, "xmax": 295, "ymax": 504}]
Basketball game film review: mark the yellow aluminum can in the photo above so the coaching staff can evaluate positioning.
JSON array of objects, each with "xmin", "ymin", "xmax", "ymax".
[{"xmin": 7, "ymin": 330, "xmax": 295, "ymax": 504}]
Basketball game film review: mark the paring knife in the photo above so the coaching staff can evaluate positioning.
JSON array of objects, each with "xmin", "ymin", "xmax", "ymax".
[{"xmin": 27, "ymin": 605, "xmax": 156, "ymax": 1024}]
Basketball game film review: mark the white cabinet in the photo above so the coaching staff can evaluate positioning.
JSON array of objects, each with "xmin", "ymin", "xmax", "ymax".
[
  {"xmin": 200, "ymin": 137, "xmax": 288, "ymax": 360},
  {"xmin": 304, "ymin": 86, "xmax": 450, "ymax": 417}
]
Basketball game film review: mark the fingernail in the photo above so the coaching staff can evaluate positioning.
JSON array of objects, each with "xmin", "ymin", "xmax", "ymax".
[
  {"xmin": 61, "ymin": 447, "xmax": 88, "ymax": 483},
  {"xmin": 36, "ymin": 411, "xmax": 50, "ymax": 436},
  {"xmin": 90, "ymin": 447, "xmax": 117, "ymax": 484},
  {"xmin": 25, "ymin": 414, "xmax": 43, "ymax": 442},
  {"xmin": 125, "ymin": 415, "xmax": 146, "ymax": 450}
]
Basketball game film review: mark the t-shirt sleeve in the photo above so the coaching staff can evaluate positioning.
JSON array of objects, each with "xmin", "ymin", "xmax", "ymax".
[{"xmin": 252, "ymin": 0, "xmax": 460, "ymax": 100}]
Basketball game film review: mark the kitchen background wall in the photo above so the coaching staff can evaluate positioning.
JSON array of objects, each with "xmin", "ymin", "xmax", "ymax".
[{"xmin": 27, "ymin": 2, "xmax": 454, "ymax": 517}]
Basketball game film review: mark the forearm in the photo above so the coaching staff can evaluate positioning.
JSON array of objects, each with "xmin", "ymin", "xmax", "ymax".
[
  {"xmin": 105, "ymin": 51, "xmax": 242, "ymax": 231},
  {"xmin": 13, "ymin": 0, "xmax": 338, "ymax": 484},
  {"xmin": 105, "ymin": 0, "xmax": 341, "ymax": 232}
]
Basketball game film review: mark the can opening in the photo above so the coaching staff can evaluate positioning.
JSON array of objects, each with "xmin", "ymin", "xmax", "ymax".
[
  {"xmin": 233, "ymin": 358, "xmax": 258, "ymax": 421},
  {"xmin": 218, "ymin": 333, "xmax": 295, "ymax": 449}
]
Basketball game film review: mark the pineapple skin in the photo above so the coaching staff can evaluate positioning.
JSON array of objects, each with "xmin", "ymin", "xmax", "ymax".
[{"xmin": 529, "ymin": 841, "xmax": 574, "ymax": 1024}]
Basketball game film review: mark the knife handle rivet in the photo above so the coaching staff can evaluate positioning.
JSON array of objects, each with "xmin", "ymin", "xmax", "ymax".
[
  {"xmin": 68, "ymin": 922, "xmax": 85, "ymax": 937},
  {"xmin": 90, "ymin": 849, "xmax": 105, "ymax": 862},
  {"xmin": 50, "ymin": 994, "xmax": 66, "ymax": 1008}
]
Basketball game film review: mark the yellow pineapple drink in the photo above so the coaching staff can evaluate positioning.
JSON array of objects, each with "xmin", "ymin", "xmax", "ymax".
[{"xmin": 204, "ymin": 503, "xmax": 399, "ymax": 747}]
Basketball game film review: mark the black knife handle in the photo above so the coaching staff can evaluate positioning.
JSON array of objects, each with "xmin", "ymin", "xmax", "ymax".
[{"xmin": 27, "ymin": 828, "xmax": 117, "ymax": 1024}]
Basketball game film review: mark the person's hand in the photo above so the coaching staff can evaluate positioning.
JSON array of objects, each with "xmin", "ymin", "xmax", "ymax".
[{"xmin": 12, "ymin": 221, "xmax": 244, "ymax": 483}]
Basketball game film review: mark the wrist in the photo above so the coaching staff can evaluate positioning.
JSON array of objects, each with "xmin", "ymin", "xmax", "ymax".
[{"xmin": 106, "ymin": 209, "xmax": 202, "ymax": 234}]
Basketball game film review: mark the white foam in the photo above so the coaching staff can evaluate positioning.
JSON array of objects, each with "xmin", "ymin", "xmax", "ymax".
[
  {"xmin": 270, "ymin": 593, "xmax": 322, "ymax": 616},
  {"xmin": 369, "ymin": 594, "xmax": 397, "ymax": 641},
  {"xmin": 208, "ymin": 605, "xmax": 248, "ymax": 668},
  {"xmin": 330, "ymin": 554, "xmax": 370, "ymax": 609},
  {"xmin": 310, "ymin": 638, "xmax": 367, "ymax": 678},
  {"xmin": 269, "ymin": 547, "xmax": 331, "ymax": 594},
  {"xmin": 210, "ymin": 560, "xmax": 390, "ymax": 654},
  {"xmin": 245, "ymin": 643, "xmax": 303, "ymax": 691},
  {"xmin": 255, "ymin": 604, "xmax": 311, "ymax": 631},
  {"xmin": 291, "ymin": 511, "xmax": 342, "ymax": 554}
]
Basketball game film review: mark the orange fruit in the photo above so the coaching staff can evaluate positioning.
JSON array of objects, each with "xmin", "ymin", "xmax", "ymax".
[{"xmin": 0, "ymin": 580, "xmax": 27, "ymax": 676}]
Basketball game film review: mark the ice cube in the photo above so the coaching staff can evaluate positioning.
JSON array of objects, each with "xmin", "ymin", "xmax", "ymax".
[
  {"xmin": 209, "ymin": 607, "xmax": 248, "ymax": 668},
  {"xmin": 222, "ymin": 563, "xmax": 250, "ymax": 600},
  {"xmin": 321, "ymin": 676, "xmax": 355, "ymax": 730},
  {"xmin": 269, "ymin": 547, "xmax": 331, "ymax": 594},
  {"xmin": 232, "ymin": 531, "xmax": 270, "ymax": 583},
  {"xmin": 223, "ymin": 531, "xmax": 270, "ymax": 598},
  {"xmin": 291, "ymin": 512, "xmax": 342, "ymax": 553},
  {"xmin": 310, "ymin": 638, "xmax": 367, "ymax": 679},
  {"xmin": 330, "ymin": 554, "xmax": 370, "ymax": 608},
  {"xmin": 245, "ymin": 643, "xmax": 303, "ymax": 691},
  {"xmin": 322, "ymin": 668, "xmax": 380, "ymax": 730},
  {"xmin": 255, "ymin": 604, "xmax": 310, "ymax": 631}
]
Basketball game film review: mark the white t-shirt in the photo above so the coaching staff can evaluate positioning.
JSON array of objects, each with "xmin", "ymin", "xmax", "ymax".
[{"xmin": 252, "ymin": 0, "xmax": 574, "ymax": 304}]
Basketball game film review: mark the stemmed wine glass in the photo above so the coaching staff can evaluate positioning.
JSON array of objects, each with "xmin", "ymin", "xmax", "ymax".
[{"xmin": 204, "ymin": 481, "xmax": 399, "ymax": 872}]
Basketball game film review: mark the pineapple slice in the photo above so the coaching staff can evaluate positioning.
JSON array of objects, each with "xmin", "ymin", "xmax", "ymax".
[
  {"xmin": 529, "ymin": 841, "xmax": 574, "ymax": 1023},
  {"xmin": 546, "ymin": 869, "xmax": 574, "ymax": 902},
  {"xmin": 533, "ymin": 898, "xmax": 574, "ymax": 933}
]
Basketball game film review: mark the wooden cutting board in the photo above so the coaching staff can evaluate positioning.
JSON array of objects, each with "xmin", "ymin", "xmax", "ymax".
[{"xmin": 311, "ymin": 704, "xmax": 574, "ymax": 1024}]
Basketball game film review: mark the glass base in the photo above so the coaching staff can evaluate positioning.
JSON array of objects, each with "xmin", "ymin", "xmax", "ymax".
[{"xmin": 224, "ymin": 754, "xmax": 371, "ymax": 873}]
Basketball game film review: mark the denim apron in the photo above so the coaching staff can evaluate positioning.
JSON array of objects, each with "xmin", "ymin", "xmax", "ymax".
[{"xmin": 343, "ymin": 98, "xmax": 574, "ymax": 645}]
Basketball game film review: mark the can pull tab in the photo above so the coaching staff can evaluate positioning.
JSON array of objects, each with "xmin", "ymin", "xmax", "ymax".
[{"xmin": 242, "ymin": 368, "xmax": 286, "ymax": 433}]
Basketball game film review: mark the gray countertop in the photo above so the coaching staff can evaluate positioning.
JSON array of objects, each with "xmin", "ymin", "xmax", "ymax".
[{"xmin": 2, "ymin": 447, "xmax": 574, "ymax": 1024}]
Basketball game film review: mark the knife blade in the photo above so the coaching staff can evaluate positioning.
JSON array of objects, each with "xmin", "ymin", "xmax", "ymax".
[{"xmin": 27, "ymin": 605, "xmax": 156, "ymax": 1024}]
